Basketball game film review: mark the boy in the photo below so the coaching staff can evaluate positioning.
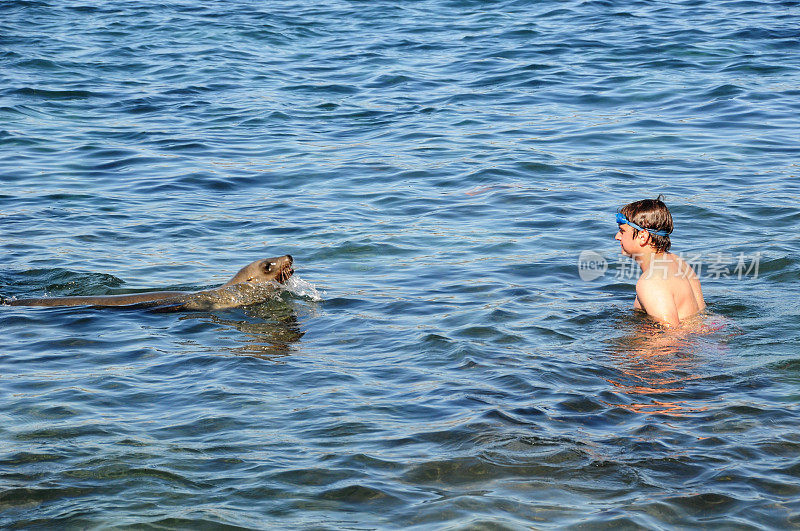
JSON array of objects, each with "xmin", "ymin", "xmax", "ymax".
[{"xmin": 615, "ymin": 196, "xmax": 705, "ymax": 327}]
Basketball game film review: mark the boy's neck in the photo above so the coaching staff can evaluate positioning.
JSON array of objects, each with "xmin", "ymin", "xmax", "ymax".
[{"xmin": 633, "ymin": 247, "xmax": 666, "ymax": 272}]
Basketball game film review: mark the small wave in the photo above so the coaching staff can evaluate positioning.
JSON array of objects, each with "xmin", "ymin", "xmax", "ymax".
[{"xmin": 1, "ymin": 268, "xmax": 125, "ymax": 298}]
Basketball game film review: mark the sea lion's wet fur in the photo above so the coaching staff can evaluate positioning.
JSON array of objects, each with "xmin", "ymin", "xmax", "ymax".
[{"xmin": 7, "ymin": 255, "xmax": 294, "ymax": 310}]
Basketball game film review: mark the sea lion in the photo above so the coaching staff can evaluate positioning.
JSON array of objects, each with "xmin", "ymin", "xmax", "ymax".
[{"xmin": 6, "ymin": 255, "xmax": 294, "ymax": 310}]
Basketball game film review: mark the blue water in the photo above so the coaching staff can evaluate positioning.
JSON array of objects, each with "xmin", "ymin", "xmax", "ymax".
[{"xmin": 2, "ymin": 0, "xmax": 800, "ymax": 527}]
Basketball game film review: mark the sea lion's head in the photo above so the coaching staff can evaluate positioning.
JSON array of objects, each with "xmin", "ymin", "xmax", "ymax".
[{"xmin": 223, "ymin": 255, "xmax": 294, "ymax": 287}]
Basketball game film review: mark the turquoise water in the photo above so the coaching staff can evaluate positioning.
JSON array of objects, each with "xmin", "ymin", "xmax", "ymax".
[{"xmin": 2, "ymin": 0, "xmax": 800, "ymax": 527}]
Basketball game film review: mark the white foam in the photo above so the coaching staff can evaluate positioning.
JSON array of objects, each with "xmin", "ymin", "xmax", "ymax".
[{"xmin": 284, "ymin": 276, "xmax": 323, "ymax": 301}]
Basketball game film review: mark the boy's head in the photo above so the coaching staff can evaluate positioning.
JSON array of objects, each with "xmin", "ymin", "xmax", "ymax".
[{"xmin": 617, "ymin": 195, "xmax": 673, "ymax": 253}]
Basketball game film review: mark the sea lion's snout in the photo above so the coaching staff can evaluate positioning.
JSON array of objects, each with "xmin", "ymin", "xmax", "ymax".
[
  {"xmin": 280, "ymin": 255, "xmax": 294, "ymax": 283},
  {"xmin": 266, "ymin": 255, "xmax": 294, "ymax": 283}
]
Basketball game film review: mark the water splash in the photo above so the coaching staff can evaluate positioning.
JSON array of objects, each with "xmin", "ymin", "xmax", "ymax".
[{"xmin": 284, "ymin": 275, "xmax": 323, "ymax": 302}]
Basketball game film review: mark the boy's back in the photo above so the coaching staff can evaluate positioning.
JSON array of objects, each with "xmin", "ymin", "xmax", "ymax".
[{"xmin": 634, "ymin": 253, "xmax": 705, "ymax": 326}]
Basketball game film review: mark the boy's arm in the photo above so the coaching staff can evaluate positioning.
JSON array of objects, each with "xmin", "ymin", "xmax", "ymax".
[{"xmin": 635, "ymin": 280, "xmax": 681, "ymax": 327}]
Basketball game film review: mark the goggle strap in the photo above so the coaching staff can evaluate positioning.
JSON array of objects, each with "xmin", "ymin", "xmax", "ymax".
[{"xmin": 616, "ymin": 213, "xmax": 670, "ymax": 237}]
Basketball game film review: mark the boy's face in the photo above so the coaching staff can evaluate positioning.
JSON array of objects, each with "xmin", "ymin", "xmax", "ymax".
[{"xmin": 615, "ymin": 223, "xmax": 640, "ymax": 257}]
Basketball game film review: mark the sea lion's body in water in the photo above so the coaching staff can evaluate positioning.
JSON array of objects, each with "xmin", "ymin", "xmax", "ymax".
[{"xmin": 7, "ymin": 255, "xmax": 294, "ymax": 310}]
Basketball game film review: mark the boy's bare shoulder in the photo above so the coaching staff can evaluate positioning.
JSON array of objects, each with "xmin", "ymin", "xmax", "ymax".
[
  {"xmin": 672, "ymin": 253, "xmax": 700, "ymax": 279},
  {"xmin": 636, "ymin": 273, "xmax": 671, "ymax": 291},
  {"xmin": 635, "ymin": 277, "xmax": 681, "ymax": 326}
]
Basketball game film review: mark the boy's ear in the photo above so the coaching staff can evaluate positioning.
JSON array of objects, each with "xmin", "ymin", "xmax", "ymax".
[{"xmin": 637, "ymin": 230, "xmax": 651, "ymax": 247}]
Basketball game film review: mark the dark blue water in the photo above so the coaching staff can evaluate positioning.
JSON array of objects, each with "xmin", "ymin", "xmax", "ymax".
[{"xmin": 2, "ymin": 0, "xmax": 800, "ymax": 527}]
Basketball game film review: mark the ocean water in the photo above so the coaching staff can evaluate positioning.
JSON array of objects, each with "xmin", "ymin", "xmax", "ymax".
[{"xmin": 2, "ymin": 0, "xmax": 800, "ymax": 528}]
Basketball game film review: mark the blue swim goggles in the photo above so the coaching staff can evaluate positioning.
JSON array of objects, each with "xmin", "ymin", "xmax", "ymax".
[{"xmin": 616, "ymin": 212, "xmax": 670, "ymax": 237}]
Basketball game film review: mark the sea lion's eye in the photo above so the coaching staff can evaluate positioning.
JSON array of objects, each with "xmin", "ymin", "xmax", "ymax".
[{"xmin": 247, "ymin": 277, "xmax": 255, "ymax": 282}]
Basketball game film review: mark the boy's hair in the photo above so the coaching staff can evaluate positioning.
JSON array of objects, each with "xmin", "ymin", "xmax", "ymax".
[{"xmin": 619, "ymin": 195, "xmax": 673, "ymax": 253}]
